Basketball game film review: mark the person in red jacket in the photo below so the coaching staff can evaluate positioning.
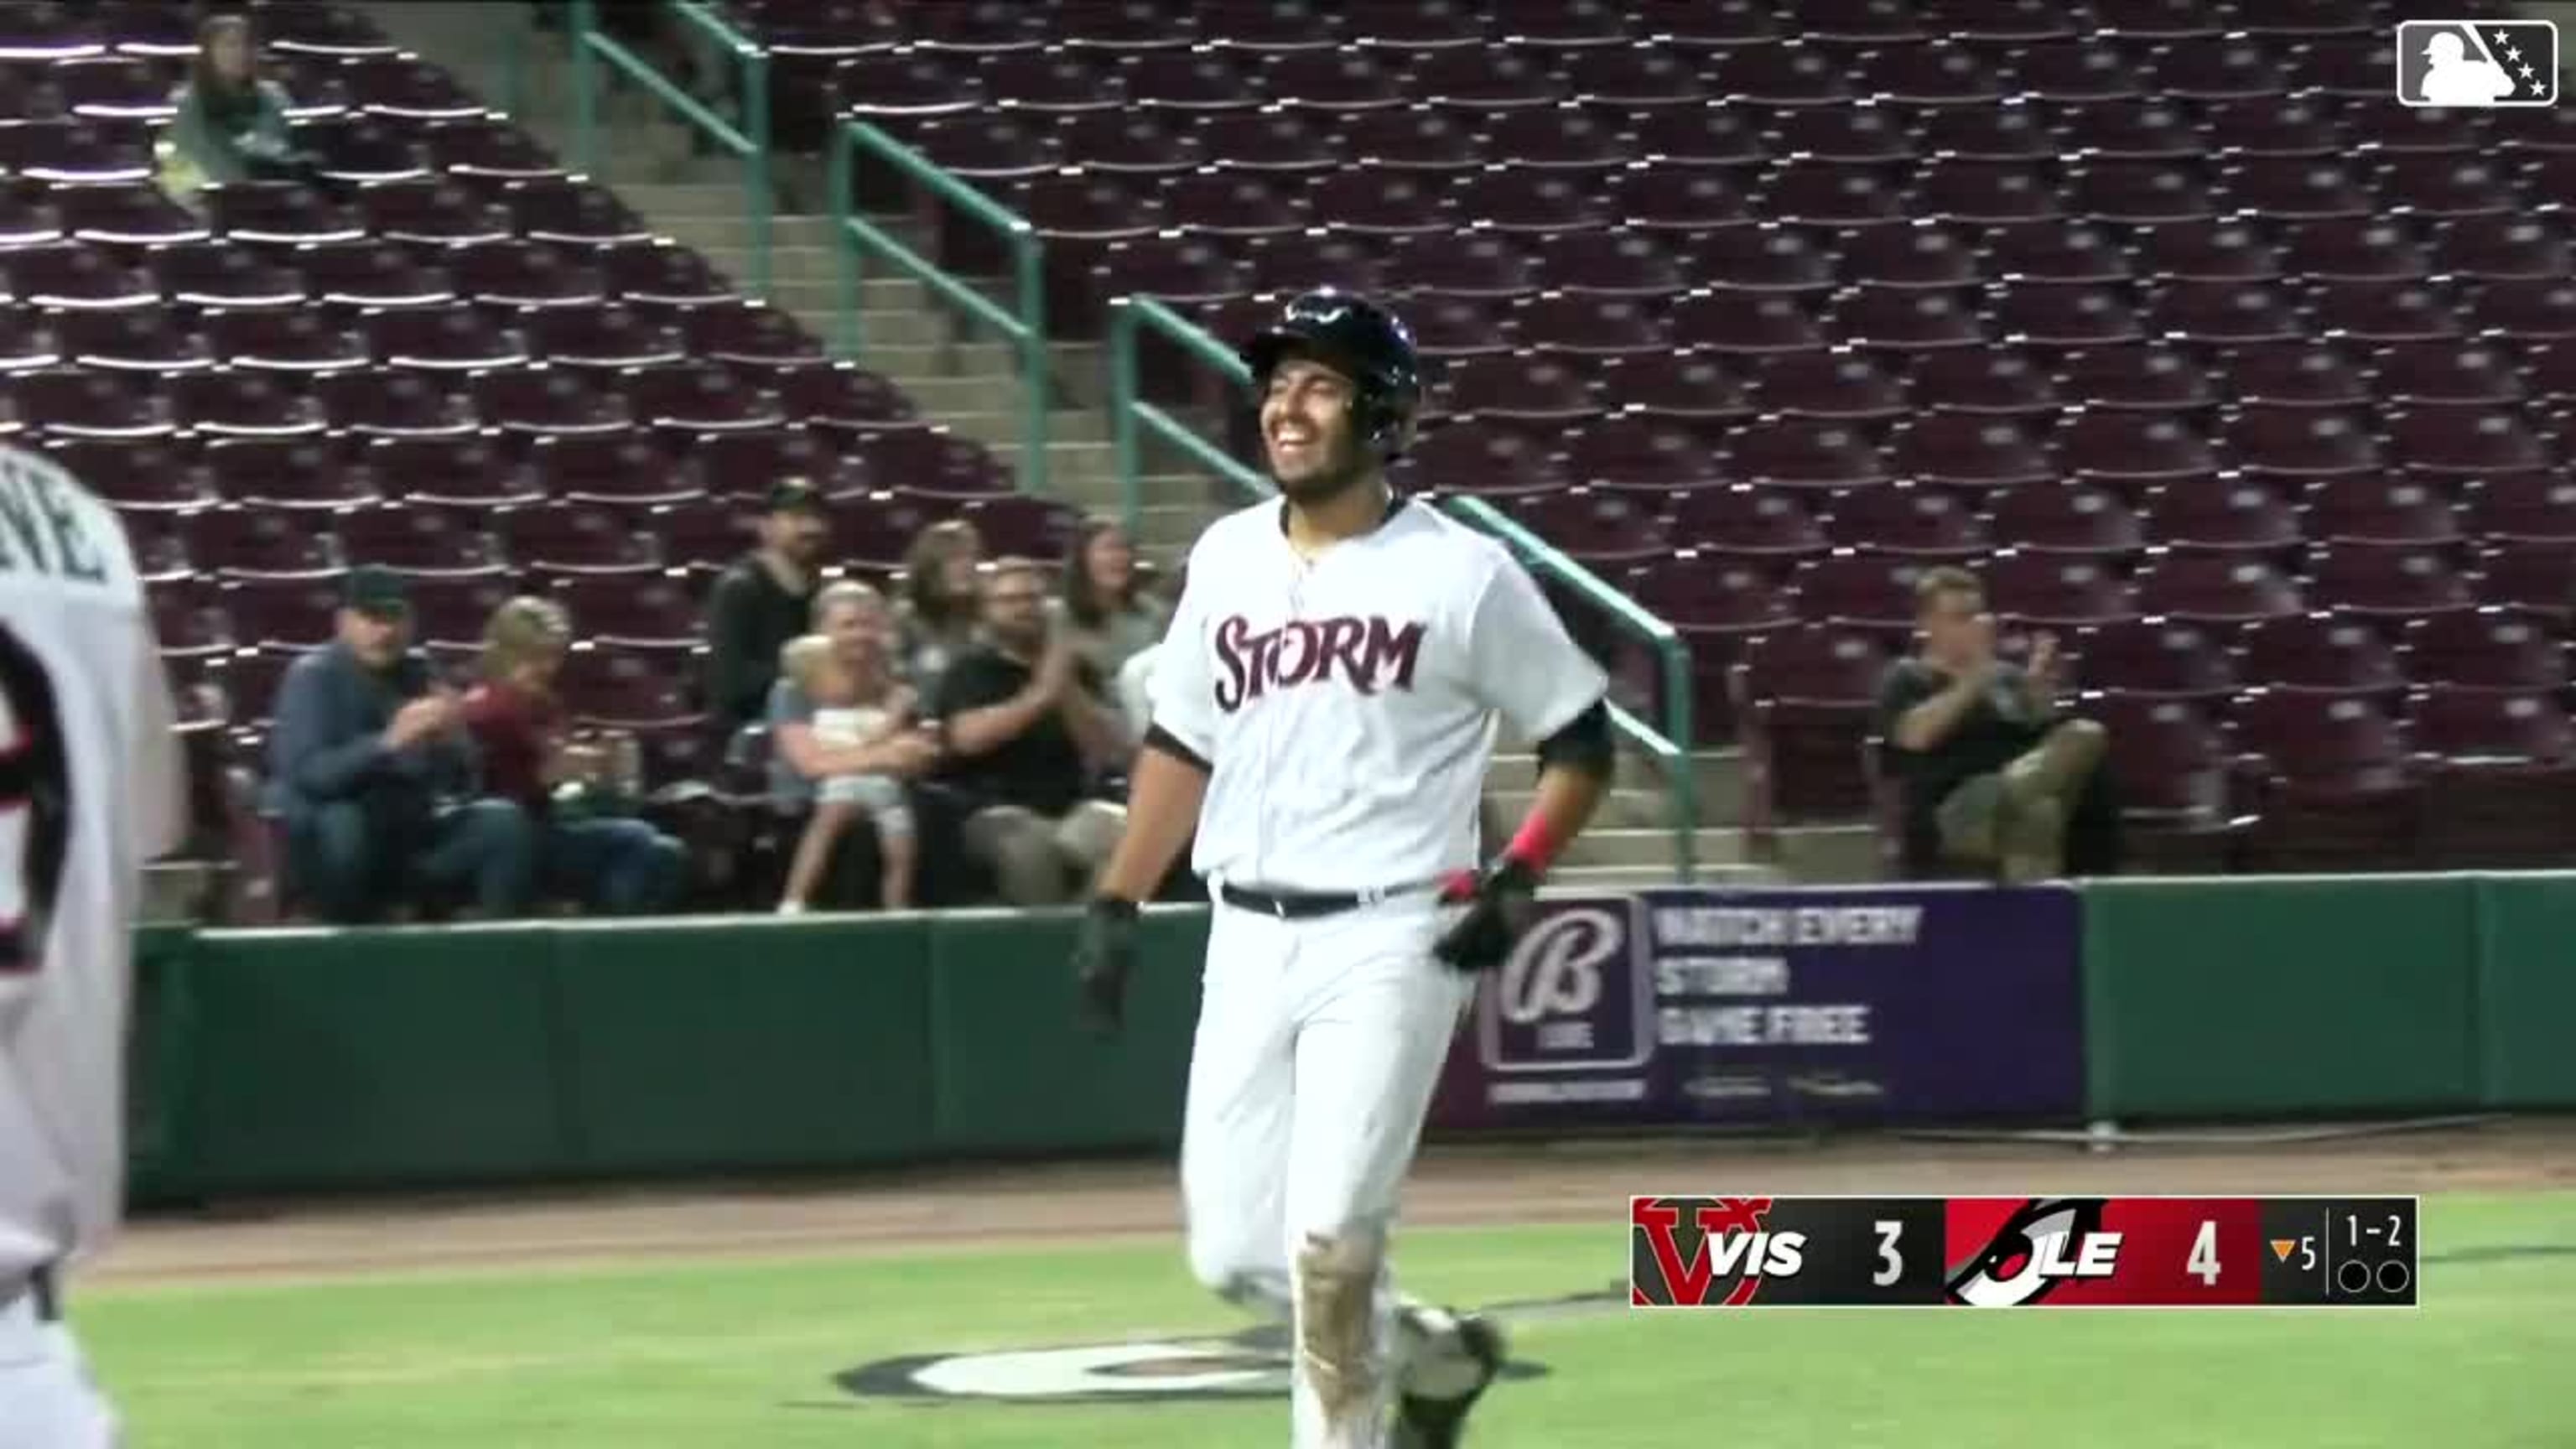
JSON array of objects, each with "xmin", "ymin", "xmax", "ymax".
[{"xmin": 460, "ymin": 597, "xmax": 688, "ymax": 915}]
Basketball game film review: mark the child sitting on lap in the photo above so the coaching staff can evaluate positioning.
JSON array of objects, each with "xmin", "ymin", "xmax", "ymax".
[{"xmin": 778, "ymin": 632, "xmax": 917, "ymax": 912}]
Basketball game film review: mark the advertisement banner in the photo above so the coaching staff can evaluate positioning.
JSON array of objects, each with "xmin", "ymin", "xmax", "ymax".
[{"xmin": 1426, "ymin": 884, "xmax": 2084, "ymax": 1132}]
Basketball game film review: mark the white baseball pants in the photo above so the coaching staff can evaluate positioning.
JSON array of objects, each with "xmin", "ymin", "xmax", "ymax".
[
  {"xmin": 1179, "ymin": 888, "xmax": 1476, "ymax": 1449},
  {"xmin": 0, "ymin": 1285, "xmax": 117, "ymax": 1449}
]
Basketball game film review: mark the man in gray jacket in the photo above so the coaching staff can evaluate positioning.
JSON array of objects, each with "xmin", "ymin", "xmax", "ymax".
[{"xmin": 264, "ymin": 567, "xmax": 536, "ymax": 923}]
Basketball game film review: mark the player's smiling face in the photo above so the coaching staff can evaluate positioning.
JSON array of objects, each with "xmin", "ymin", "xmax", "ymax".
[{"xmin": 1260, "ymin": 355, "xmax": 1363, "ymax": 496}]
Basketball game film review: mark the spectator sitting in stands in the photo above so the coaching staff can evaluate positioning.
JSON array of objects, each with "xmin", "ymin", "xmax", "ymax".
[
  {"xmin": 265, "ymin": 566, "xmax": 535, "ymax": 923},
  {"xmin": 1057, "ymin": 514, "xmax": 1171, "ymax": 750},
  {"xmin": 1873, "ymin": 566, "xmax": 2116, "ymax": 884},
  {"xmin": 930, "ymin": 556, "xmax": 1128, "ymax": 906},
  {"xmin": 460, "ymin": 596, "xmax": 688, "ymax": 916},
  {"xmin": 894, "ymin": 518, "xmax": 983, "ymax": 700},
  {"xmin": 767, "ymin": 580, "xmax": 943, "ymax": 909},
  {"xmin": 774, "ymin": 630, "xmax": 919, "ymax": 913},
  {"xmin": 158, "ymin": 15, "xmax": 309, "ymax": 202},
  {"xmin": 706, "ymin": 477, "xmax": 831, "ymax": 737}
]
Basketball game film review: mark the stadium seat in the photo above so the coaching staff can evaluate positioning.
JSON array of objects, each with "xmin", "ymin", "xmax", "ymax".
[
  {"xmin": 2075, "ymin": 689, "xmax": 2245, "ymax": 870},
  {"xmin": 205, "ymin": 435, "xmax": 368, "ymax": 511},
  {"xmin": 2220, "ymin": 341, "xmax": 2371, "ymax": 409},
  {"xmin": 1905, "ymin": 350, "xmax": 2063, "ymax": 417},
  {"xmin": 2301, "ymin": 542, "xmax": 2475, "ymax": 620},
  {"xmin": 531, "ymin": 428, "xmax": 692, "ymax": 507},
  {"xmin": 494, "ymin": 500, "xmax": 662, "ymax": 574},
  {"xmin": 1662, "ymin": 484, "xmax": 1826, "ymax": 571},
  {"xmin": 186, "ymin": 503, "xmax": 336, "ymax": 579},
  {"xmin": 2131, "ymin": 549, "xmax": 2305, "ymax": 625},
  {"xmin": 2057, "ymin": 343, "xmax": 2216, "ymax": 411},
  {"xmin": 2300, "ymin": 476, "xmax": 2464, "ymax": 548},
  {"xmin": 331, "ymin": 501, "xmax": 499, "ymax": 576},
  {"xmin": 550, "ymin": 572, "xmax": 702, "ymax": 648},
  {"xmin": 2459, "ymin": 472, "xmax": 2576, "ymax": 543},
  {"xmin": 365, "ymin": 434, "xmax": 538, "ymax": 509},
  {"xmin": 1786, "ymin": 548, "xmax": 1924, "ymax": 631},
  {"xmin": 2405, "ymin": 688, "xmax": 2576, "ymax": 867},
  {"xmin": 1394, "ymin": 422, "xmax": 1568, "ymax": 498},
  {"xmin": 1835, "ymin": 224, "xmax": 1981, "ymax": 289},
  {"xmin": 1817, "ymin": 484, "xmax": 1988, "ymax": 559},
  {"xmin": 2067, "ymin": 618, "xmax": 2237, "ymax": 701},
  {"xmin": 1727, "ymin": 417, "xmax": 1890, "ymax": 489},
  {"xmin": 1982, "ymin": 549, "xmax": 2137, "ymax": 628},
  {"xmin": 1984, "ymin": 482, "xmax": 2146, "ymax": 557},
  {"xmin": 2402, "ymin": 609, "xmax": 2568, "ymax": 692},
  {"xmin": 2227, "ymin": 688, "xmax": 2423, "ymax": 872},
  {"xmin": 1748, "ymin": 349, "xmax": 1907, "ymax": 421},
  {"xmin": 1887, "ymin": 414, "xmax": 2051, "ymax": 489}
]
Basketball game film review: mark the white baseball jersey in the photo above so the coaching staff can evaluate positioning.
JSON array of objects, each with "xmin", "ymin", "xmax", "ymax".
[
  {"xmin": 1149, "ymin": 496, "xmax": 1607, "ymax": 892},
  {"xmin": 0, "ymin": 443, "xmax": 186, "ymax": 1285}
]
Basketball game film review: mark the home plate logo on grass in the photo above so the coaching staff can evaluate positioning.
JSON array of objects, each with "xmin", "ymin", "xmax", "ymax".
[{"xmin": 837, "ymin": 1285, "xmax": 1621, "ymax": 1405}]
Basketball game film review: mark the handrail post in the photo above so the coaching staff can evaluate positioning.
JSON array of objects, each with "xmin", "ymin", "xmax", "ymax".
[
  {"xmin": 828, "ymin": 122, "xmax": 860, "ymax": 360},
  {"xmin": 1010, "ymin": 221, "xmax": 1048, "ymax": 499},
  {"xmin": 493, "ymin": 27, "xmax": 527, "ymax": 119},
  {"xmin": 741, "ymin": 41, "xmax": 773, "ymax": 302},
  {"xmin": 834, "ymin": 119, "xmax": 1056, "ymax": 499},
  {"xmin": 569, "ymin": 0, "xmax": 599, "ymax": 176},
  {"xmin": 1109, "ymin": 299, "xmax": 1141, "ymax": 543},
  {"xmin": 1662, "ymin": 640, "xmax": 1698, "ymax": 883}
]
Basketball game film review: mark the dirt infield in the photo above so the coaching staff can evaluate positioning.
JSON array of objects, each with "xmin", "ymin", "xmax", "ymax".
[{"xmin": 89, "ymin": 1118, "xmax": 2576, "ymax": 1289}]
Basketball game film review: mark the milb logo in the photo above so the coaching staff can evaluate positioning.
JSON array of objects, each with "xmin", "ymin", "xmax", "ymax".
[
  {"xmin": 1630, "ymin": 1197, "xmax": 1807, "ymax": 1307},
  {"xmin": 2395, "ymin": 19, "xmax": 2559, "ymax": 107}
]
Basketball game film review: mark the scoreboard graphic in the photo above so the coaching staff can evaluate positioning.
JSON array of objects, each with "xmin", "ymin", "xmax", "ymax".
[{"xmin": 1630, "ymin": 1195, "xmax": 2418, "ymax": 1309}]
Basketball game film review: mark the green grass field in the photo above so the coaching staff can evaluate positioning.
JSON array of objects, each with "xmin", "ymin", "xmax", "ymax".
[{"xmin": 80, "ymin": 1192, "xmax": 2576, "ymax": 1449}]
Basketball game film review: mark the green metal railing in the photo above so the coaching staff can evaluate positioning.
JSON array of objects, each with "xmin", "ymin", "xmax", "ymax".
[
  {"xmin": 492, "ymin": 29, "xmax": 528, "ymax": 121},
  {"xmin": 568, "ymin": 0, "xmax": 772, "ymax": 299},
  {"xmin": 830, "ymin": 117, "xmax": 1050, "ymax": 499},
  {"xmin": 1107, "ymin": 296, "xmax": 1699, "ymax": 880}
]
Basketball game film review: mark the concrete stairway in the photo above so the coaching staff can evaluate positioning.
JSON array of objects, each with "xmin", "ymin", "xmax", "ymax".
[
  {"xmin": 361, "ymin": 3, "xmax": 1886, "ymax": 891},
  {"xmin": 364, "ymin": 2, "xmax": 1226, "ymax": 564}
]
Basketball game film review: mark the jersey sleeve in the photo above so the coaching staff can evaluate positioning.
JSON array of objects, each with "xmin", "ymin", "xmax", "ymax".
[
  {"xmin": 1143, "ymin": 548, "xmax": 1221, "ymax": 763},
  {"xmin": 1467, "ymin": 548, "xmax": 1610, "ymax": 743}
]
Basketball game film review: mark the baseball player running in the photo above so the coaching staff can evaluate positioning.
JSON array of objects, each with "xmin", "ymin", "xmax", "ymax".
[
  {"xmin": 1072, "ymin": 290, "xmax": 1614, "ymax": 1448},
  {"xmin": 0, "ymin": 441, "xmax": 189, "ymax": 1447}
]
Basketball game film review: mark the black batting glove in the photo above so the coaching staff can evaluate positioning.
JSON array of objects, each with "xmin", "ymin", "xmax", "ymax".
[
  {"xmin": 1431, "ymin": 857, "xmax": 1542, "ymax": 974},
  {"xmin": 1073, "ymin": 895, "xmax": 1141, "ymax": 1036}
]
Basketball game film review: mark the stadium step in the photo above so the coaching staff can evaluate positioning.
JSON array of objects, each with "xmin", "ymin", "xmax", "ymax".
[{"xmin": 1550, "ymin": 862, "xmax": 1789, "ymax": 891}]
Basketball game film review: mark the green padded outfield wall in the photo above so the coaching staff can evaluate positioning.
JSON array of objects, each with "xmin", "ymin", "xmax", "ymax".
[
  {"xmin": 130, "ymin": 875, "xmax": 2576, "ymax": 1201},
  {"xmin": 2472, "ymin": 874, "xmax": 2576, "ymax": 1109},
  {"xmin": 178, "ymin": 926, "xmax": 574, "ymax": 1194},
  {"xmin": 2080, "ymin": 875, "xmax": 2483, "ymax": 1119},
  {"xmin": 926, "ymin": 908, "xmax": 1205, "ymax": 1155},
  {"xmin": 549, "ymin": 915, "xmax": 941, "ymax": 1174},
  {"xmin": 134, "ymin": 907, "xmax": 1211, "ymax": 1202}
]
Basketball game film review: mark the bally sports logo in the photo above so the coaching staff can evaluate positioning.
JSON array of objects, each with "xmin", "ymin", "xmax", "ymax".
[
  {"xmin": 1629, "ymin": 1197, "xmax": 1806, "ymax": 1307},
  {"xmin": 1478, "ymin": 899, "xmax": 1653, "ymax": 1075}
]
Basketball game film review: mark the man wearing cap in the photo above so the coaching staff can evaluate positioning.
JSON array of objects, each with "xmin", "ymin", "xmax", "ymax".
[
  {"xmin": 705, "ymin": 476, "xmax": 834, "ymax": 735},
  {"xmin": 264, "ymin": 565, "xmax": 538, "ymax": 924}
]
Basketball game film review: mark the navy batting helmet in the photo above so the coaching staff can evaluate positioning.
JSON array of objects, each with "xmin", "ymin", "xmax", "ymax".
[{"xmin": 1239, "ymin": 288, "xmax": 1425, "ymax": 463}]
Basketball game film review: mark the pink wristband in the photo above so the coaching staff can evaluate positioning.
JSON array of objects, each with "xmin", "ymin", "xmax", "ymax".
[{"xmin": 1505, "ymin": 813, "xmax": 1566, "ymax": 875}]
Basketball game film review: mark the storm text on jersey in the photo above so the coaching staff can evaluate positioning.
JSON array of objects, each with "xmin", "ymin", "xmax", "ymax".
[{"xmin": 1212, "ymin": 614, "xmax": 1426, "ymax": 712}]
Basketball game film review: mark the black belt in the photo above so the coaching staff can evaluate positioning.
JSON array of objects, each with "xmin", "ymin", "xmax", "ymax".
[{"xmin": 1218, "ymin": 880, "xmax": 1431, "ymax": 920}]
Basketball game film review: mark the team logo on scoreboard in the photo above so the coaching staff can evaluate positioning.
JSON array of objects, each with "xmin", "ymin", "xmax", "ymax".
[
  {"xmin": 1943, "ymin": 1197, "xmax": 2122, "ymax": 1307},
  {"xmin": 1629, "ymin": 1196, "xmax": 1810, "ymax": 1307}
]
